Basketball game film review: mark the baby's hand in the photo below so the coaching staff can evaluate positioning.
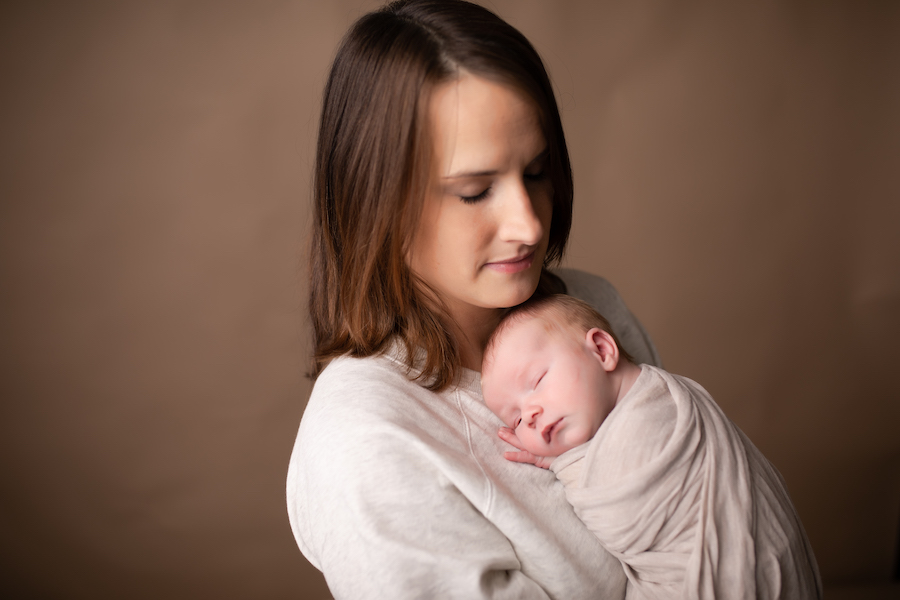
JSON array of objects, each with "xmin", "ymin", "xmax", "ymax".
[{"xmin": 498, "ymin": 427, "xmax": 555, "ymax": 470}]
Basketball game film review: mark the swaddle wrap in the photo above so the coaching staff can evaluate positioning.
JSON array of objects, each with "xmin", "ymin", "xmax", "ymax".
[{"xmin": 551, "ymin": 365, "xmax": 821, "ymax": 600}]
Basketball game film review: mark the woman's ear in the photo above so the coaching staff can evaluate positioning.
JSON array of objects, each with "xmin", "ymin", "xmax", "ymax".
[{"xmin": 586, "ymin": 328, "xmax": 619, "ymax": 372}]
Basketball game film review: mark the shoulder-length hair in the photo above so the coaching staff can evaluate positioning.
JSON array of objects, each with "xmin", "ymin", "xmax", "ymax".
[{"xmin": 309, "ymin": 0, "xmax": 573, "ymax": 390}]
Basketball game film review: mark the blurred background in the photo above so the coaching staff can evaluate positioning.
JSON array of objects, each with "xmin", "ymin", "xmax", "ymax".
[{"xmin": 1, "ymin": 1, "xmax": 898, "ymax": 598}]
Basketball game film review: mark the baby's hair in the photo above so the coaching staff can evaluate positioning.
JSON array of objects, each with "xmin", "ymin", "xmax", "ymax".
[{"xmin": 484, "ymin": 294, "xmax": 635, "ymax": 369}]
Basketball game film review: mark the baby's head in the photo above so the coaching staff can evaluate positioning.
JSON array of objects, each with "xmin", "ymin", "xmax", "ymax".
[{"xmin": 482, "ymin": 295, "xmax": 635, "ymax": 458}]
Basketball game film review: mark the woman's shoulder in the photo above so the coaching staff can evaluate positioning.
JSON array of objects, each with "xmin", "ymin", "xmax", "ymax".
[
  {"xmin": 305, "ymin": 352, "xmax": 432, "ymax": 425},
  {"xmin": 553, "ymin": 267, "xmax": 617, "ymax": 297},
  {"xmin": 287, "ymin": 352, "xmax": 476, "ymax": 574},
  {"xmin": 553, "ymin": 268, "xmax": 663, "ymax": 368},
  {"xmin": 553, "ymin": 267, "xmax": 633, "ymax": 321},
  {"xmin": 300, "ymin": 349, "xmax": 482, "ymax": 449},
  {"xmin": 291, "ymin": 352, "xmax": 461, "ymax": 497},
  {"xmin": 314, "ymin": 351, "xmax": 411, "ymax": 394}
]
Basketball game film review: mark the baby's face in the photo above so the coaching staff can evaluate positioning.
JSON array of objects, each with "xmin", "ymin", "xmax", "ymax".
[{"xmin": 482, "ymin": 316, "xmax": 618, "ymax": 458}]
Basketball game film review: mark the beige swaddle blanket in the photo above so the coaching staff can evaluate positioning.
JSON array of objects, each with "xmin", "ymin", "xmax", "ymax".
[{"xmin": 551, "ymin": 365, "xmax": 821, "ymax": 600}]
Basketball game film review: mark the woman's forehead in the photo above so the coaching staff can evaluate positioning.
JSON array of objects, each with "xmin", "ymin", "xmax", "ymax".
[{"xmin": 429, "ymin": 73, "xmax": 543, "ymax": 176}]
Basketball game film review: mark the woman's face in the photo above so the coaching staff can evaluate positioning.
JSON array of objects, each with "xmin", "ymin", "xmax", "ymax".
[{"xmin": 408, "ymin": 73, "xmax": 553, "ymax": 327}]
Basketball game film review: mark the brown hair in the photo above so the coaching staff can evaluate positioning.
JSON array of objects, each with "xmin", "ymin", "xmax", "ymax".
[
  {"xmin": 309, "ymin": 0, "xmax": 573, "ymax": 390},
  {"xmin": 485, "ymin": 294, "xmax": 635, "ymax": 369}
]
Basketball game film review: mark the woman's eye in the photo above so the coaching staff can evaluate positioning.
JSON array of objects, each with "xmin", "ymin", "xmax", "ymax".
[
  {"xmin": 524, "ymin": 168, "xmax": 546, "ymax": 182},
  {"xmin": 460, "ymin": 187, "xmax": 491, "ymax": 204}
]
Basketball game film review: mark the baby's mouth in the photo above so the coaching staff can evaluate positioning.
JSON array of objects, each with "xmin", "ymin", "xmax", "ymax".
[{"xmin": 542, "ymin": 419, "xmax": 562, "ymax": 444}]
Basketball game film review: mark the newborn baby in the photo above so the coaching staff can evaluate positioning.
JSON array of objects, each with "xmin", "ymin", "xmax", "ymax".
[{"xmin": 481, "ymin": 294, "xmax": 822, "ymax": 600}]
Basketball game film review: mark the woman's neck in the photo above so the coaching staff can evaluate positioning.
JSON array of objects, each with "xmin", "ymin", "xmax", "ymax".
[{"xmin": 447, "ymin": 303, "xmax": 505, "ymax": 372}]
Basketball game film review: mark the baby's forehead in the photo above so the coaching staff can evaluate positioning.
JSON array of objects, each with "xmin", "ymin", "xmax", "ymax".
[
  {"xmin": 484, "ymin": 315, "xmax": 538, "ymax": 372},
  {"xmin": 490, "ymin": 310, "xmax": 575, "ymax": 362},
  {"xmin": 507, "ymin": 308, "xmax": 579, "ymax": 340}
]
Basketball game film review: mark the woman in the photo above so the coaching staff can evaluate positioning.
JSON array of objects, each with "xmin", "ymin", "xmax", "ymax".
[{"xmin": 287, "ymin": 1, "xmax": 661, "ymax": 597}]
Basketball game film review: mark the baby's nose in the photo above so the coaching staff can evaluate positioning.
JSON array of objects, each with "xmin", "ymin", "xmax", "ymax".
[{"xmin": 525, "ymin": 405, "xmax": 542, "ymax": 426}]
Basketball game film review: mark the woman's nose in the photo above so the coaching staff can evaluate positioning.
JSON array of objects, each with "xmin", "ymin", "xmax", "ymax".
[{"xmin": 497, "ymin": 183, "xmax": 544, "ymax": 246}]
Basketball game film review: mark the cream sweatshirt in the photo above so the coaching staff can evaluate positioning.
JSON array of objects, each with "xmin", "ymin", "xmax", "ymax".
[{"xmin": 286, "ymin": 270, "xmax": 661, "ymax": 599}]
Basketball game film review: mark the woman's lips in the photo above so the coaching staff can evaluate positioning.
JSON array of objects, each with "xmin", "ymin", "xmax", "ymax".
[{"xmin": 484, "ymin": 251, "xmax": 534, "ymax": 274}]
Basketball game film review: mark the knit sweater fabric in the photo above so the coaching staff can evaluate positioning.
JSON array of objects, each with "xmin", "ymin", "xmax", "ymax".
[{"xmin": 286, "ymin": 270, "xmax": 661, "ymax": 599}]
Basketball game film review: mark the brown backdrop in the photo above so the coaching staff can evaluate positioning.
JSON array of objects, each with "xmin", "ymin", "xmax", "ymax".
[{"xmin": 1, "ymin": 1, "xmax": 898, "ymax": 598}]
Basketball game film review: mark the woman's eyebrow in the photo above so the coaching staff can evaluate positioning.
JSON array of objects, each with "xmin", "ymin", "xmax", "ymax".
[
  {"xmin": 443, "ymin": 169, "xmax": 497, "ymax": 180},
  {"xmin": 444, "ymin": 147, "xmax": 549, "ymax": 180}
]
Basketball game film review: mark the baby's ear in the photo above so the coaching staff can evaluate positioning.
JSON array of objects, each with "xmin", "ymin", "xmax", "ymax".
[{"xmin": 586, "ymin": 328, "xmax": 619, "ymax": 372}]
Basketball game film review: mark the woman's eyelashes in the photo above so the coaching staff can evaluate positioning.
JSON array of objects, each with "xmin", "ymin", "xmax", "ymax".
[
  {"xmin": 525, "ymin": 149, "xmax": 549, "ymax": 181},
  {"xmin": 524, "ymin": 167, "xmax": 546, "ymax": 182},
  {"xmin": 457, "ymin": 165, "xmax": 546, "ymax": 204},
  {"xmin": 460, "ymin": 187, "xmax": 491, "ymax": 204}
]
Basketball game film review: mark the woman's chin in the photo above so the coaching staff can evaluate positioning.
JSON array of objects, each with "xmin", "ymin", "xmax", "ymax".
[{"xmin": 493, "ymin": 280, "xmax": 541, "ymax": 309}]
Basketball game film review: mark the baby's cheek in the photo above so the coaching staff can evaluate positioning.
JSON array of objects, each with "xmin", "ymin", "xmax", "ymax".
[
  {"xmin": 523, "ymin": 433, "xmax": 547, "ymax": 456},
  {"xmin": 562, "ymin": 426, "xmax": 592, "ymax": 451}
]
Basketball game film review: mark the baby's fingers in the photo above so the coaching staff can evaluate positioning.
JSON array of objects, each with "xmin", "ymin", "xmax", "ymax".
[
  {"xmin": 503, "ymin": 450, "xmax": 538, "ymax": 464},
  {"xmin": 504, "ymin": 450, "xmax": 553, "ymax": 469},
  {"xmin": 498, "ymin": 427, "xmax": 526, "ymax": 450}
]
